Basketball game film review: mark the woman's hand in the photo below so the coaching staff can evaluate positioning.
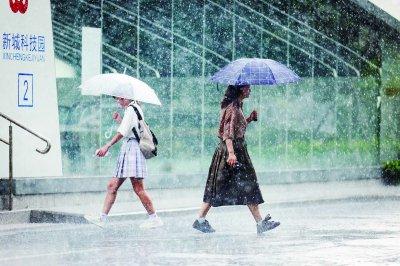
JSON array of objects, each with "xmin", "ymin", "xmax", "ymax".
[
  {"xmin": 112, "ymin": 112, "xmax": 122, "ymax": 124},
  {"xmin": 95, "ymin": 133, "xmax": 123, "ymax": 157},
  {"xmin": 95, "ymin": 144, "xmax": 110, "ymax": 157},
  {"xmin": 225, "ymin": 139, "xmax": 236, "ymax": 166},
  {"xmin": 247, "ymin": 110, "xmax": 258, "ymax": 123},
  {"xmin": 227, "ymin": 152, "xmax": 237, "ymax": 166}
]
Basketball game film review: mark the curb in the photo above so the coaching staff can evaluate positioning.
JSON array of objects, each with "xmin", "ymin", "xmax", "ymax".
[{"xmin": 0, "ymin": 209, "xmax": 88, "ymax": 225}]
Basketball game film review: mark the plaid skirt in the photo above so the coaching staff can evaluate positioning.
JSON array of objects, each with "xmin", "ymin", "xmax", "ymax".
[
  {"xmin": 203, "ymin": 138, "xmax": 264, "ymax": 207},
  {"xmin": 114, "ymin": 138, "xmax": 148, "ymax": 179}
]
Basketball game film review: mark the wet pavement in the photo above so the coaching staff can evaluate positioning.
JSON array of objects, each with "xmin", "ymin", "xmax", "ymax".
[{"xmin": 0, "ymin": 198, "xmax": 399, "ymax": 265}]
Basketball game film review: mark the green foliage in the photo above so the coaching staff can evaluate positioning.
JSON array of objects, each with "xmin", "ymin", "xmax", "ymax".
[
  {"xmin": 381, "ymin": 160, "xmax": 400, "ymax": 185},
  {"xmin": 382, "ymin": 160, "xmax": 400, "ymax": 171}
]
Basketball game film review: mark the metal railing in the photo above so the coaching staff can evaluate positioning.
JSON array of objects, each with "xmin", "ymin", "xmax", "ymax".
[{"xmin": 0, "ymin": 112, "xmax": 51, "ymax": 211}]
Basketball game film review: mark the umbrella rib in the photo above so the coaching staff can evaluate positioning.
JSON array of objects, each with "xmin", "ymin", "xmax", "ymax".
[
  {"xmin": 81, "ymin": 73, "xmax": 161, "ymax": 105},
  {"xmin": 230, "ymin": 61, "xmax": 249, "ymax": 85},
  {"xmin": 212, "ymin": 60, "xmax": 247, "ymax": 85}
]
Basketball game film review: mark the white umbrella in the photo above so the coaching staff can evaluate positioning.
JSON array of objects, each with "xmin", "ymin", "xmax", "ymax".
[{"xmin": 79, "ymin": 73, "xmax": 162, "ymax": 106}]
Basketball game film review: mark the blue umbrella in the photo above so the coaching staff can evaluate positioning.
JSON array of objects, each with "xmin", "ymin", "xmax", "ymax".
[{"xmin": 210, "ymin": 58, "xmax": 300, "ymax": 85}]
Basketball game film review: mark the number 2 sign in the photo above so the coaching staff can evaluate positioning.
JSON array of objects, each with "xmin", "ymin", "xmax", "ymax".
[{"xmin": 18, "ymin": 73, "xmax": 33, "ymax": 107}]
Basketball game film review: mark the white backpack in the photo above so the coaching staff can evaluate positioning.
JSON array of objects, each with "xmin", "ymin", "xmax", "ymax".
[{"xmin": 129, "ymin": 104, "xmax": 158, "ymax": 159}]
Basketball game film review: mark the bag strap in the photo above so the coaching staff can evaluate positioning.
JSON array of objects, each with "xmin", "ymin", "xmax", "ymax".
[
  {"xmin": 129, "ymin": 105, "xmax": 142, "ymax": 142},
  {"xmin": 129, "ymin": 105, "xmax": 143, "ymax": 121},
  {"xmin": 150, "ymin": 130, "xmax": 158, "ymax": 145},
  {"xmin": 132, "ymin": 127, "xmax": 140, "ymax": 143}
]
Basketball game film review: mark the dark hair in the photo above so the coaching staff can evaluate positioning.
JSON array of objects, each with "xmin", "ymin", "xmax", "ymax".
[{"xmin": 220, "ymin": 85, "xmax": 247, "ymax": 109}]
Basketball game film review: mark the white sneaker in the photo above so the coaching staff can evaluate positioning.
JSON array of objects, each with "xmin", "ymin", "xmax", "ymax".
[
  {"xmin": 84, "ymin": 215, "xmax": 106, "ymax": 228},
  {"xmin": 139, "ymin": 217, "xmax": 164, "ymax": 229}
]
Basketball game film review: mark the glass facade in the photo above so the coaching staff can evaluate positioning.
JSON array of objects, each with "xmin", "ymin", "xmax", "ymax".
[{"xmin": 51, "ymin": 0, "xmax": 400, "ymax": 181}]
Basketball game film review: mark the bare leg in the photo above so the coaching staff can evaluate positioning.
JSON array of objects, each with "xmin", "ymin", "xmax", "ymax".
[
  {"xmin": 198, "ymin": 202, "xmax": 212, "ymax": 218},
  {"xmin": 102, "ymin": 177, "xmax": 126, "ymax": 215},
  {"xmin": 247, "ymin": 204, "xmax": 263, "ymax": 222},
  {"xmin": 131, "ymin": 178, "xmax": 155, "ymax": 215}
]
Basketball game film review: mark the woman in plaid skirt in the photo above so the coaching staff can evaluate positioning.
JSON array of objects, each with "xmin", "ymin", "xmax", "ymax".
[
  {"xmin": 86, "ymin": 97, "xmax": 163, "ymax": 229},
  {"xmin": 192, "ymin": 85, "xmax": 280, "ymax": 235}
]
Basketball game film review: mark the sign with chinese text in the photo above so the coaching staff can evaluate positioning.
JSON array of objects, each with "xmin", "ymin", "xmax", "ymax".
[{"xmin": 0, "ymin": 0, "xmax": 62, "ymax": 177}]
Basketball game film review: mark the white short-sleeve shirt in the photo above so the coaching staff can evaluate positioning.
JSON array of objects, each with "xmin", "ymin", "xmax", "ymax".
[{"xmin": 117, "ymin": 102, "xmax": 144, "ymax": 139}]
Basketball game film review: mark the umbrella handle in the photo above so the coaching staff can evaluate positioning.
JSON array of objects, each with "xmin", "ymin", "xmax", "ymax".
[{"xmin": 104, "ymin": 127, "xmax": 113, "ymax": 139}]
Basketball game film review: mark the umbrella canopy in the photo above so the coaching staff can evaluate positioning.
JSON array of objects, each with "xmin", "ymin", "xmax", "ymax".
[
  {"xmin": 210, "ymin": 58, "xmax": 300, "ymax": 85},
  {"xmin": 79, "ymin": 73, "xmax": 162, "ymax": 106}
]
